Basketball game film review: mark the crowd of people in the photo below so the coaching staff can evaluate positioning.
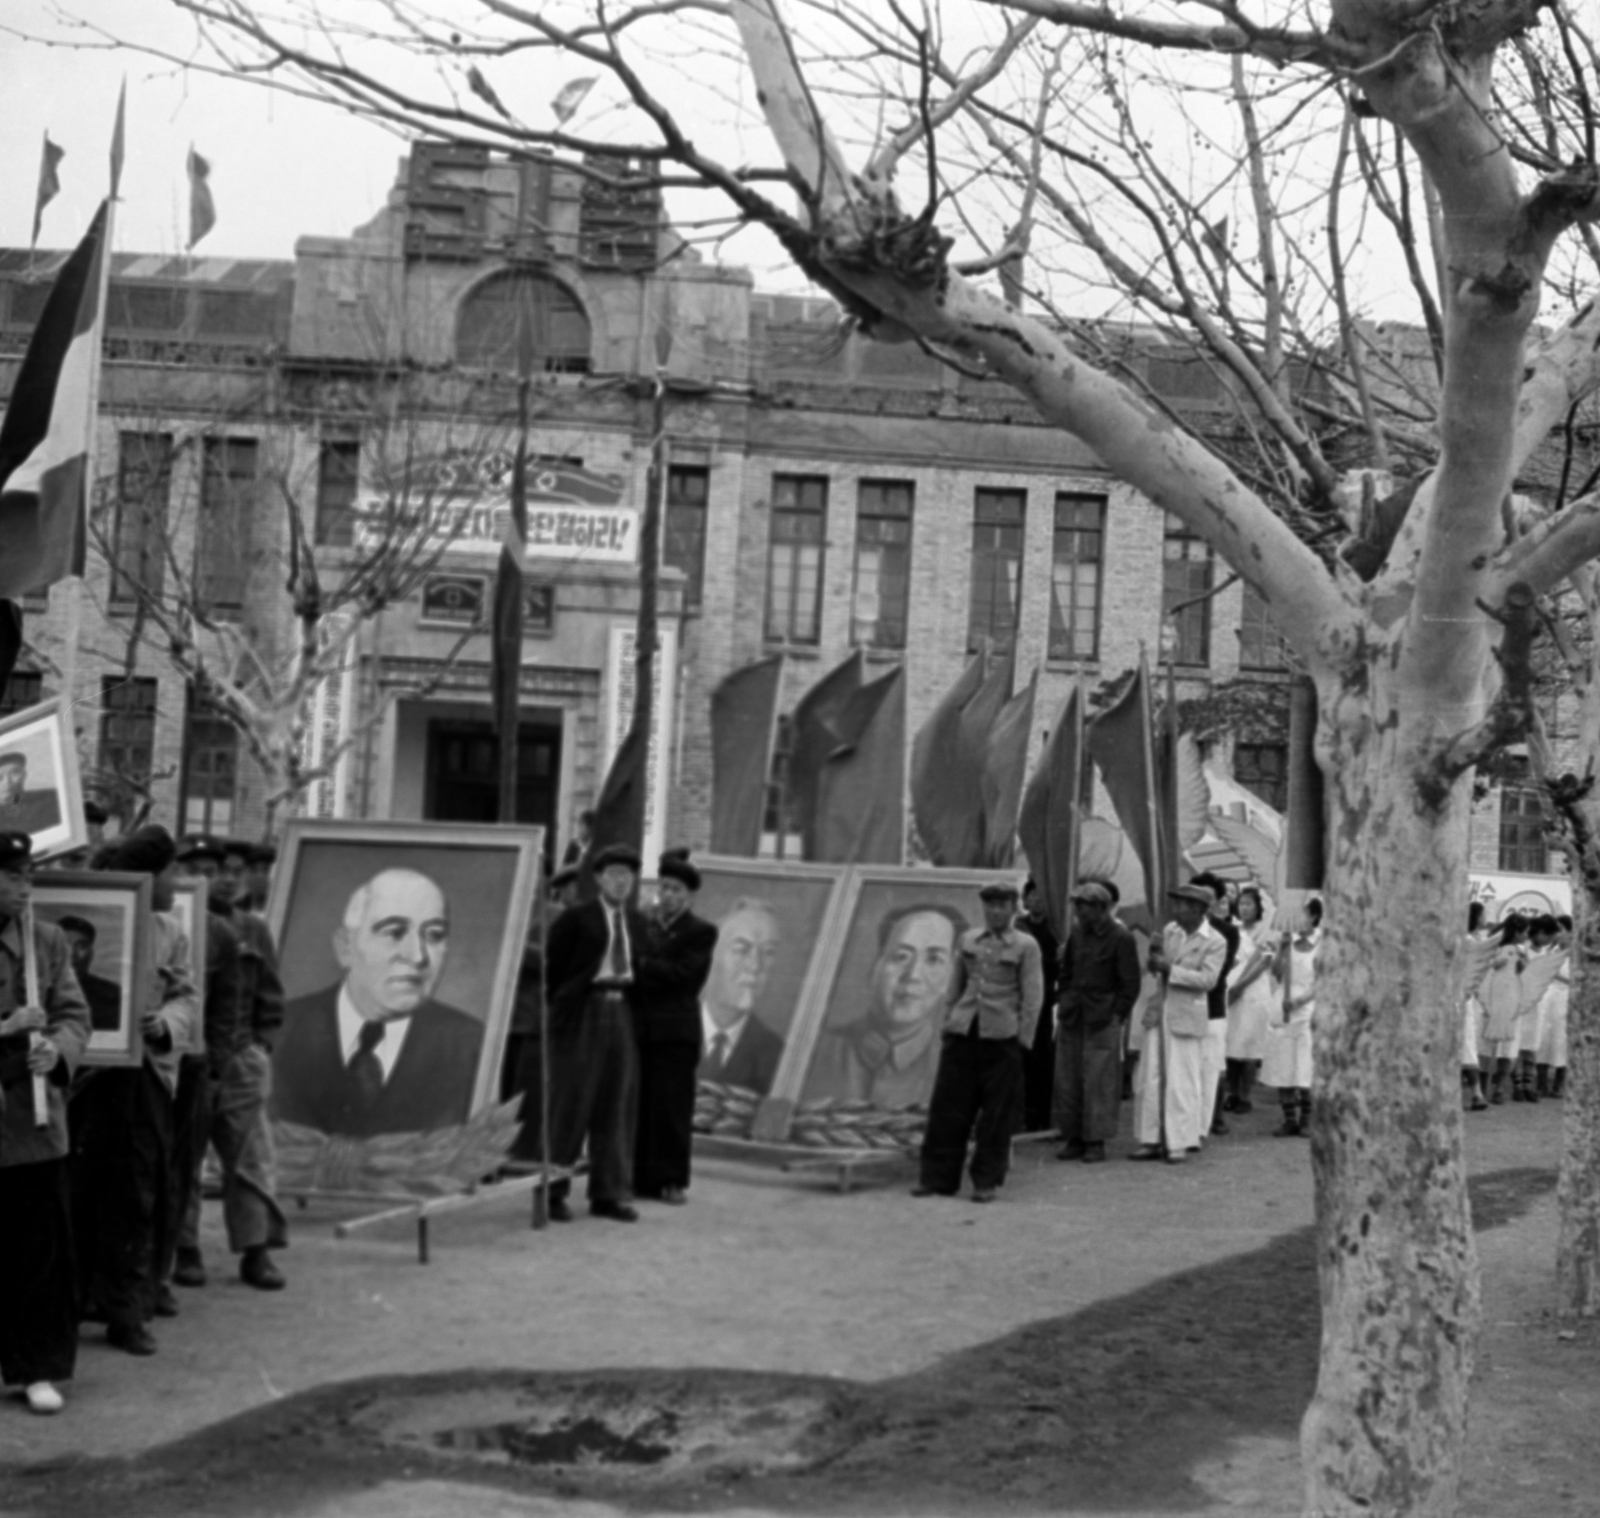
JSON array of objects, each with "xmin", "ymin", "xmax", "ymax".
[{"xmin": 0, "ymin": 822, "xmax": 285, "ymax": 1417}]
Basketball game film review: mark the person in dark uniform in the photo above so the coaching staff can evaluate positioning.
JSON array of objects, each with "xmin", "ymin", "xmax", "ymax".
[
  {"xmin": 1014, "ymin": 878, "xmax": 1059, "ymax": 1133},
  {"xmin": 56, "ymin": 915, "xmax": 122, "ymax": 1032},
  {"xmin": 914, "ymin": 881, "xmax": 1043, "ymax": 1203},
  {"xmin": 543, "ymin": 843, "xmax": 651, "ymax": 1222},
  {"xmin": 632, "ymin": 850, "xmax": 718, "ymax": 1204},
  {"xmin": 0, "ymin": 831, "xmax": 91, "ymax": 1415}
]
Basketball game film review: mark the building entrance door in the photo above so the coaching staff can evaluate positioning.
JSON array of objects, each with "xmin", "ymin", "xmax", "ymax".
[{"xmin": 425, "ymin": 720, "xmax": 561, "ymax": 846}]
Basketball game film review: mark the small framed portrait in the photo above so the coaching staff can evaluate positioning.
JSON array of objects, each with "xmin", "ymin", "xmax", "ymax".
[
  {"xmin": 0, "ymin": 698, "xmax": 86, "ymax": 861},
  {"xmin": 30, "ymin": 870, "xmax": 152, "ymax": 1067},
  {"xmin": 787, "ymin": 866, "xmax": 1016, "ymax": 1118},
  {"xmin": 264, "ymin": 819, "xmax": 544, "ymax": 1140},
  {"xmin": 691, "ymin": 857, "xmax": 851, "ymax": 1103},
  {"xmin": 168, "ymin": 879, "xmax": 210, "ymax": 1056}
]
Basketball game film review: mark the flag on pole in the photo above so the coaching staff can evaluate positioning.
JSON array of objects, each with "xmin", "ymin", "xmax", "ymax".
[
  {"xmin": 786, "ymin": 649, "xmax": 864, "ymax": 857},
  {"xmin": 0, "ymin": 200, "xmax": 108, "ymax": 600},
  {"xmin": 110, "ymin": 82, "xmax": 126, "ymax": 199},
  {"xmin": 812, "ymin": 664, "xmax": 906, "ymax": 864},
  {"xmin": 910, "ymin": 645, "xmax": 989, "ymax": 866},
  {"xmin": 710, "ymin": 654, "xmax": 785, "ymax": 856},
  {"xmin": 1019, "ymin": 683, "xmax": 1084, "ymax": 939},
  {"xmin": 32, "ymin": 135, "xmax": 64, "ymax": 248},
  {"xmin": 1085, "ymin": 654, "xmax": 1165, "ymax": 911},
  {"xmin": 490, "ymin": 307, "xmax": 533, "ymax": 818},
  {"xmin": 979, "ymin": 662, "xmax": 1038, "ymax": 868},
  {"xmin": 551, "ymin": 77, "xmax": 597, "ymax": 124},
  {"xmin": 187, "ymin": 147, "xmax": 215, "ymax": 250}
]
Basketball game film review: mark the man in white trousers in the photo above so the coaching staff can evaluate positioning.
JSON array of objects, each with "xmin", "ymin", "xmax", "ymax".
[{"xmin": 1131, "ymin": 883, "xmax": 1227, "ymax": 1165}]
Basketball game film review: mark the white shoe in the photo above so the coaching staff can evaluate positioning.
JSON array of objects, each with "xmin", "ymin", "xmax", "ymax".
[{"xmin": 25, "ymin": 1382, "xmax": 63, "ymax": 1414}]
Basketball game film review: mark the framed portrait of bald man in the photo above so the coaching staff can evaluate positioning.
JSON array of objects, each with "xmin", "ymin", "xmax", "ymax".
[
  {"xmin": 264, "ymin": 819, "xmax": 543, "ymax": 1141},
  {"xmin": 0, "ymin": 698, "xmax": 87, "ymax": 861}
]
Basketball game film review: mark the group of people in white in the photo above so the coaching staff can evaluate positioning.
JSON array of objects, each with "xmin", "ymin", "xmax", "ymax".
[{"xmin": 1460, "ymin": 901, "xmax": 1571, "ymax": 1109}]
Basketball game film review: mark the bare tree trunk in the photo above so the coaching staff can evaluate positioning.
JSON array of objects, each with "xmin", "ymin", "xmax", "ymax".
[
  {"xmin": 1304, "ymin": 691, "xmax": 1481, "ymax": 1514},
  {"xmin": 1557, "ymin": 879, "xmax": 1600, "ymax": 1314}
]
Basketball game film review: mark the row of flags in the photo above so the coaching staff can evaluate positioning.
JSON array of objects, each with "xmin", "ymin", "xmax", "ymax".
[{"xmin": 32, "ymin": 132, "xmax": 213, "ymax": 251}]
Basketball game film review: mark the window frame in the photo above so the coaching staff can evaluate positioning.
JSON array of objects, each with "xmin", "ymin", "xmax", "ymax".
[
  {"xmin": 967, "ymin": 486, "xmax": 1027, "ymax": 655},
  {"xmin": 1047, "ymin": 491, "xmax": 1105, "ymax": 662},
  {"xmin": 764, "ymin": 473, "xmax": 828, "ymax": 646},
  {"xmin": 664, "ymin": 463, "xmax": 710, "ymax": 611},
  {"xmin": 1162, "ymin": 511, "xmax": 1213, "ymax": 667},
  {"xmin": 851, "ymin": 479, "xmax": 914, "ymax": 651}
]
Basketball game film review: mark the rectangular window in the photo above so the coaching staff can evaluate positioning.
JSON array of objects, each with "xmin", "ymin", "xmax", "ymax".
[
  {"xmin": 112, "ymin": 432, "xmax": 173, "ymax": 606},
  {"xmin": 1499, "ymin": 785, "xmax": 1548, "ymax": 873},
  {"xmin": 1048, "ymin": 492, "xmax": 1105, "ymax": 661},
  {"xmin": 1235, "ymin": 741, "xmax": 1288, "ymax": 814},
  {"xmin": 1162, "ymin": 511, "xmax": 1212, "ymax": 666},
  {"xmin": 315, "ymin": 439, "xmax": 361, "ymax": 548},
  {"xmin": 664, "ymin": 464, "xmax": 709, "ymax": 610},
  {"xmin": 1238, "ymin": 581, "xmax": 1291, "ymax": 670},
  {"xmin": 851, "ymin": 480, "xmax": 913, "ymax": 650},
  {"xmin": 198, "ymin": 437, "xmax": 258, "ymax": 614},
  {"xmin": 0, "ymin": 672, "xmax": 44, "ymax": 717},
  {"xmin": 99, "ymin": 676, "xmax": 159, "ymax": 786},
  {"xmin": 968, "ymin": 487, "xmax": 1026, "ymax": 653},
  {"xmin": 764, "ymin": 474, "xmax": 827, "ymax": 644},
  {"xmin": 181, "ymin": 689, "xmax": 238, "ymax": 835}
]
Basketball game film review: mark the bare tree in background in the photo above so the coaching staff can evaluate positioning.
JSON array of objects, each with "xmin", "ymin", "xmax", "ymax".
[{"xmin": 59, "ymin": 0, "xmax": 1600, "ymax": 1509}]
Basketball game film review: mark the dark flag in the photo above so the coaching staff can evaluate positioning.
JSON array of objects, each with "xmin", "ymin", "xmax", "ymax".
[
  {"xmin": 187, "ymin": 148, "xmax": 216, "ymax": 250},
  {"xmin": 1085, "ymin": 653, "xmax": 1165, "ymax": 911},
  {"xmin": 32, "ymin": 135, "xmax": 64, "ymax": 248},
  {"xmin": 589, "ymin": 722, "xmax": 648, "ymax": 863},
  {"xmin": 709, "ymin": 654, "xmax": 785, "ymax": 856},
  {"xmin": 910, "ymin": 646, "xmax": 988, "ymax": 866},
  {"xmin": 1283, "ymin": 676, "xmax": 1325, "ymax": 889},
  {"xmin": 980, "ymin": 662, "xmax": 1037, "ymax": 868},
  {"xmin": 1018, "ymin": 684, "xmax": 1083, "ymax": 939},
  {"xmin": 491, "ymin": 307, "xmax": 535, "ymax": 821},
  {"xmin": 0, "ymin": 200, "xmax": 108, "ymax": 601},
  {"xmin": 813, "ymin": 664, "xmax": 906, "ymax": 864},
  {"xmin": 787, "ymin": 649, "xmax": 864, "ymax": 856}
]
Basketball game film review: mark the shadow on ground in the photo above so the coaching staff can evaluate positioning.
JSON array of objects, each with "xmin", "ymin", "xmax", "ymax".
[{"xmin": 0, "ymin": 1168, "xmax": 1558, "ymax": 1518}]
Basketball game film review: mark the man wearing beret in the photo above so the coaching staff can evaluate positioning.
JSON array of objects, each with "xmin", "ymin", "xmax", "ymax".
[
  {"xmin": 632, "ymin": 850, "xmax": 718, "ymax": 1205},
  {"xmin": 0, "ymin": 831, "xmax": 91, "ymax": 1414},
  {"xmin": 72, "ymin": 825, "xmax": 199, "ymax": 1355},
  {"xmin": 171, "ymin": 836, "xmax": 287, "ymax": 1293},
  {"xmin": 543, "ymin": 841, "xmax": 652, "ymax": 1222},
  {"xmin": 1131, "ymin": 882, "xmax": 1228, "ymax": 1163},
  {"xmin": 1055, "ymin": 880, "xmax": 1142, "ymax": 1164},
  {"xmin": 914, "ymin": 881, "xmax": 1043, "ymax": 1203}
]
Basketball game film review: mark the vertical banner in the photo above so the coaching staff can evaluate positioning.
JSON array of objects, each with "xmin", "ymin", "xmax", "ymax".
[
  {"xmin": 303, "ymin": 612, "xmax": 356, "ymax": 819},
  {"xmin": 604, "ymin": 619, "xmax": 678, "ymax": 868}
]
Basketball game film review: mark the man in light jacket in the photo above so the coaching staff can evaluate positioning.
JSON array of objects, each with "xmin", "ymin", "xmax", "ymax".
[{"xmin": 1131, "ymin": 883, "xmax": 1227, "ymax": 1164}]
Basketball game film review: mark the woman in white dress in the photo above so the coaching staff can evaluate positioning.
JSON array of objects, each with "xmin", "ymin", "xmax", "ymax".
[
  {"xmin": 1262, "ymin": 898, "xmax": 1321, "ymax": 1135},
  {"xmin": 1223, "ymin": 886, "xmax": 1276, "ymax": 1114},
  {"xmin": 1478, "ymin": 914, "xmax": 1528, "ymax": 1104}
]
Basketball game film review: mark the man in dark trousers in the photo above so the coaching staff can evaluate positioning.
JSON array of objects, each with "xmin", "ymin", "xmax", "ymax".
[
  {"xmin": 543, "ymin": 842, "xmax": 652, "ymax": 1222},
  {"xmin": 914, "ymin": 881, "xmax": 1043, "ymax": 1204},
  {"xmin": 1055, "ymin": 880, "xmax": 1142, "ymax": 1164},
  {"xmin": 0, "ymin": 831, "xmax": 91, "ymax": 1415},
  {"xmin": 1014, "ymin": 878, "xmax": 1059, "ymax": 1132},
  {"xmin": 632, "ymin": 850, "xmax": 718, "ymax": 1205}
]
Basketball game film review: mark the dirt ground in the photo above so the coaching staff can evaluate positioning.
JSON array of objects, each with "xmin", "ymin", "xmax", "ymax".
[{"xmin": 0, "ymin": 1098, "xmax": 1594, "ymax": 1518}]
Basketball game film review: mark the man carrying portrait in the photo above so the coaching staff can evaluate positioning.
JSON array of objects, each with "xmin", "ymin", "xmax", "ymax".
[
  {"xmin": 632, "ymin": 849, "xmax": 718, "ymax": 1205},
  {"xmin": 808, "ymin": 900, "xmax": 967, "ymax": 1108},
  {"xmin": 272, "ymin": 866, "xmax": 482, "ymax": 1137},
  {"xmin": 72, "ymin": 825, "xmax": 199, "ymax": 1355},
  {"xmin": 0, "ymin": 831, "xmax": 91, "ymax": 1415},
  {"xmin": 543, "ymin": 842, "xmax": 652, "ymax": 1222}
]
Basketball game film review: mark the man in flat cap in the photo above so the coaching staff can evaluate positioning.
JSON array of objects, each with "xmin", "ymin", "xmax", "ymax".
[
  {"xmin": 0, "ymin": 831, "xmax": 91, "ymax": 1414},
  {"xmin": 1055, "ymin": 879, "xmax": 1142, "ymax": 1164},
  {"xmin": 543, "ymin": 841, "xmax": 652, "ymax": 1221},
  {"xmin": 171, "ymin": 836, "xmax": 287, "ymax": 1293},
  {"xmin": 0, "ymin": 751, "xmax": 61, "ymax": 838},
  {"xmin": 73, "ymin": 825, "xmax": 199, "ymax": 1355},
  {"xmin": 914, "ymin": 881, "xmax": 1043, "ymax": 1203},
  {"xmin": 1131, "ymin": 882, "xmax": 1228, "ymax": 1164},
  {"xmin": 631, "ymin": 850, "xmax": 718, "ymax": 1205}
]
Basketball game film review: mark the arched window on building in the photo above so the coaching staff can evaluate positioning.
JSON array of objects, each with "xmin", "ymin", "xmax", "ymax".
[{"xmin": 456, "ymin": 271, "xmax": 592, "ymax": 373}]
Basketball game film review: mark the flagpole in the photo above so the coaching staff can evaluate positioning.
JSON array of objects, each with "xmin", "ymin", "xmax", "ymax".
[{"xmin": 498, "ymin": 304, "xmax": 533, "ymax": 824}]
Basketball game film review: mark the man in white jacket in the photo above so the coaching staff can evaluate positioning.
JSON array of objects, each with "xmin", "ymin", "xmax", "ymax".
[{"xmin": 1131, "ymin": 883, "xmax": 1227, "ymax": 1164}]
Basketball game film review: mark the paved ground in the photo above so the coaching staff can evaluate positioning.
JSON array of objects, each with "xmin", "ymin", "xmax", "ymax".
[{"xmin": 0, "ymin": 1097, "xmax": 1592, "ymax": 1517}]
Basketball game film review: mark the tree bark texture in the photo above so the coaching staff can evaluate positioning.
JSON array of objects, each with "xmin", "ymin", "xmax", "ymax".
[{"xmin": 1557, "ymin": 877, "xmax": 1600, "ymax": 1314}]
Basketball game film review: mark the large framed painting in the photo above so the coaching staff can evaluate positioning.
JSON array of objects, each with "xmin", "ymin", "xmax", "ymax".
[
  {"xmin": 169, "ymin": 879, "xmax": 209, "ymax": 1057},
  {"xmin": 0, "ymin": 699, "xmax": 86, "ymax": 861},
  {"xmin": 264, "ymin": 820, "xmax": 544, "ymax": 1150},
  {"xmin": 30, "ymin": 870, "xmax": 152, "ymax": 1068},
  {"xmin": 689, "ymin": 857, "xmax": 851, "ymax": 1136},
  {"xmin": 779, "ymin": 865, "xmax": 1016, "ymax": 1150}
]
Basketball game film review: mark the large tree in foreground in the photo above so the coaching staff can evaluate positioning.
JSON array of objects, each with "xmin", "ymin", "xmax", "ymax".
[{"xmin": 76, "ymin": 0, "xmax": 1600, "ymax": 1510}]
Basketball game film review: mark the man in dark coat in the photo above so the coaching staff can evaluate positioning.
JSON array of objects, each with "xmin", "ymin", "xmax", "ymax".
[
  {"xmin": 1014, "ymin": 879, "xmax": 1060, "ymax": 1132},
  {"xmin": 632, "ymin": 850, "xmax": 718, "ymax": 1204},
  {"xmin": 271, "ymin": 866, "xmax": 482, "ymax": 1137},
  {"xmin": 543, "ymin": 842, "xmax": 652, "ymax": 1222}
]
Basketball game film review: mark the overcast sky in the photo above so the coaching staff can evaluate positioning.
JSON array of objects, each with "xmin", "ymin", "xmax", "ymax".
[{"xmin": 1, "ymin": 2, "xmax": 448, "ymax": 262}]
